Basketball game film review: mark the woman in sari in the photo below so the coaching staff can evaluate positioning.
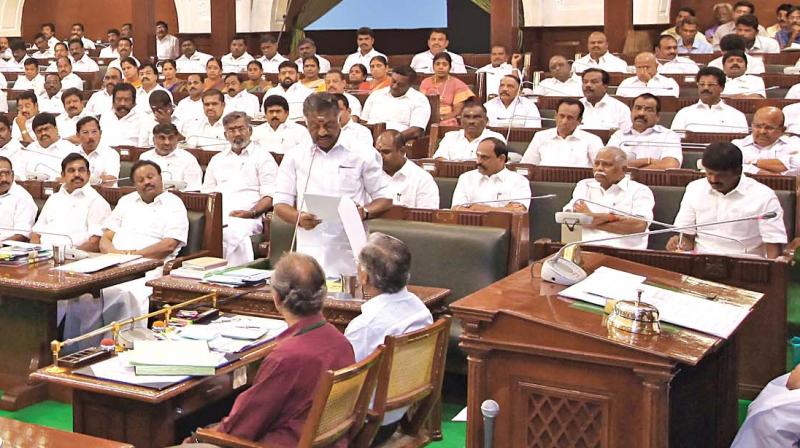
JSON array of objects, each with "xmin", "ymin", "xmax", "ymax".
[
  {"xmin": 359, "ymin": 55, "xmax": 390, "ymax": 93},
  {"xmin": 203, "ymin": 57, "xmax": 225, "ymax": 91},
  {"xmin": 160, "ymin": 60, "xmax": 185, "ymax": 94},
  {"xmin": 348, "ymin": 63, "xmax": 368, "ymax": 91},
  {"xmin": 242, "ymin": 60, "xmax": 272, "ymax": 93},
  {"xmin": 301, "ymin": 56, "xmax": 326, "ymax": 92},
  {"xmin": 419, "ymin": 52, "xmax": 475, "ymax": 126}
]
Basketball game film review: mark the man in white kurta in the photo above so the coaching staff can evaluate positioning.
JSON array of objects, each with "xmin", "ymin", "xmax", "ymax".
[
  {"xmin": 221, "ymin": 36, "xmax": 255, "ymax": 73},
  {"xmin": 175, "ymin": 39, "xmax": 213, "ymax": 73},
  {"xmin": 721, "ymin": 50, "xmax": 766, "ymax": 98},
  {"xmin": 607, "ymin": 94, "xmax": 683, "ymax": 169},
  {"xmin": 75, "ymin": 116, "xmax": 120, "ymax": 184},
  {"xmin": 433, "ymin": 101, "xmax": 507, "ymax": 160},
  {"xmin": 85, "ymin": 68, "xmax": 122, "ymax": 119},
  {"xmin": 377, "ymin": 130, "xmax": 439, "ymax": 209},
  {"xmin": 98, "ymin": 83, "xmax": 146, "ymax": 147},
  {"xmin": 224, "ymin": 73, "xmax": 261, "ymax": 118},
  {"xmin": 0, "ymin": 157, "xmax": 37, "ymax": 241},
  {"xmin": 252, "ymin": 95, "xmax": 312, "ymax": 154},
  {"xmin": 361, "ymin": 66, "xmax": 432, "ymax": 143},
  {"xmin": 579, "ymin": 69, "xmax": 632, "ymax": 131},
  {"xmin": 263, "ymin": 62, "xmax": 314, "ymax": 122},
  {"xmin": 522, "ymin": 99, "xmax": 604, "ymax": 167},
  {"xmin": 342, "ymin": 27, "xmax": 387, "ymax": 74},
  {"xmin": 732, "ymin": 365, "xmax": 800, "ymax": 448},
  {"xmin": 452, "ymin": 138, "xmax": 531, "ymax": 211},
  {"xmin": 670, "ymin": 67, "xmax": 749, "ymax": 133},
  {"xmin": 615, "ymin": 52, "xmax": 680, "ymax": 98},
  {"xmin": 476, "ymin": 45, "xmax": 522, "ymax": 97},
  {"xmin": 183, "ymin": 90, "xmax": 228, "ymax": 150},
  {"xmin": 538, "ymin": 55, "xmax": 583, "ymax": 97},
  {"xmin": 23, "ymin": 113, "xmax": 79, "ymax": 180},
  {"xmin": 410, "ymin": 30, "xmax": 467, "ymax": 74},
  {"xmin": 484, "ymin": 75, "xmax": 542, "ymax": 128},
  {"xmin": 732, "ymin": 107, "xmax": 799, "ymax": 175},
  {"xmin": 573, "ymin": 32, "xmax": 629, "ymax": 73},
  {"xmin": 140, "ymin": 123, "xmax": 203, "ymax": 191},
  {"xmin": 173, "ymin": 74, "xmax": 205, "ymax": 127},
  {"xmin": 655, "ymin": 35, "xmax": 700, "ymax": 74}
]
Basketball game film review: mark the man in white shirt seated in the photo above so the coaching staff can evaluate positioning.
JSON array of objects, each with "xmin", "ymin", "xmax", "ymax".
[
  {"xmin": 224, "ymin": 73, "xmax": 260, "ymax": 118},
  {"xmin": 294, "ymin": 38, "xmax": 332, "ymax": 74},
  {"xmin": 155, "ymin": 21, "xmax": 179, "ymax": 60},
  {"xmin": 263, "ymin": 61, "xmax": 314, "ymax": 122},
  {"xmin": 138, "ymin": 91, "xmax": 185, "ymax": 147},
  {"xmin": 0, "ymin": 116, "xmax": 24, "ymax": 173},
  {"xmin": 107, "ymin": 38, "xmax": 138, "ymax": 72},
  {"xmin": 608, "ymin": 93, "xmax": 682, "ymax": 169},
  {"xmin": 99, "ymin": 28, "xmax": 120, "ymax": 59},
  {"xmin": 24, "ymin": 112, "xmax": 79, "ymax": 180},
  {"xmin": 377, "ymin": 130, "xmax": 439, "ymax": 209},
  {"xmin": 44, "ymin": 42, "xmax": 68, "ymax": 73},
  {"xmin": 333, "ymin": 93, "xmax": 374, "ymax": 150},
  {"xmin": 256, "ymin": 34, "xmax": 287, "ymax": 74},
  {"xmin": 69, "ymin": 23, "xmax": 95, "ymax": 50},
  {"xmin": 410, "ymin": 28, "xmax": 467, "ymax": 74},
  {"xmin": 140, "ymin": 123, "xmax": 202, "ymax": 191},
  {"xmin": 202, "ymin": 112, "xmax": 277, "ymax": 265},
  {"xmin": 731, "ymin": 364, "xmax": 800, "ymax": 448},
  {"xmin": 0, "ymin": 156, "xmax": 37, "ymax": 241},
  {"xmin": 433, "ymin": 99, "xmax": 506, "ymax": 160},
  {"xmin": 616, "ymin": 52, "xmax": 680, "ymax": 98},
  {"xmin": 579, "ymin": 68, "xmax": 632, "ymax": 131},
  {"xmin": 713, "ymin": 1, "xmax": 769, "ymax": 47},
  {"xmin": 56, "ymin": 57, "xmax": 84, "ymax": 91},
  {"xmin": 676, "ymin": 16, "xmax": 714, "ymax": 54},
  {"xmin": 175, "ymin": 37, "xmax": 212, "ymax": 73},
  {"xmin": 736, "ymin": 14, "xmax": 780, "ymax": 53},
  {"xmin": 709, "ymin": 34, "xmax": 766, "ymax": 74},
  {"xmin": 522, "ymin": 98, "xmax": 604, "ymax": 167},
  {"xmin": 31, "ymin": 33, "xmax": 53, "ymax": 59},
  {"xmin": 361, "ymin": 65, "xmax": 432, "ymax": 144},
  {"xmin": 12, "ymin": 91, "xmax": 38, "ymax": 145},
  {"xmin": 343, "ymin": 27, "xmax": 386, "ymax": 74},
  {"xmin": 99, "ymin": 159, "xmax": 189, "ymax": 326},
  {"xmin": 98, "ymin": 83, "xmax": 145, "ymax": 147},
  {"xmin": 252, "ymin": 95, "xmax": 312, "ymax": 154},
  {"xmin": 477, "ymin": 45, "xmax": 522, "ymax": 97},
  {"xmin": 344, "ymin": 232, "xmax": 434, "ymax": 445},
  {"xmin": 667, "ymin": 142, "xmax": 787, "ymax": 259},
  {"xmin": 135, "ymin": 62, "xmax": 172, "ymax": 116},
  {"xmin": 452, "ymin": 138, "xmax": 531, "ymax": 212},
  {"xmin": 184, "ymin": 89, "xmax": 228, "ymax": 149},
  {"xmin": 85, "ymin": 68, "xmax": 121, "ymax": 118},
  {"xmin": 732, "ymin": 107, "xmax": 798, "ymax": 175},
  {"xmin": 0, "ymin": 37, "xmax": 9, "ymax": 61},
  {"xmin": 721, "ymin": 50, "xmax": 766, "ymax": 98},
  {"xmin": 38, "ymin": 74, "xmax": 66, "ymax": 116},
  {"xmin": 563, "ymin": 146, "xmax": 655, "ymax": 249},
  {"xmin": 41, "ymin": 22, "xmax": 59, "ymax": 49},
  {"xmin": 324, "ymin": 69, "xmax": 362, "ymax": 118},
  {"xmin": 75, "ymin": 116, "xmax": 119, "ymax": 184},
  {"xmin": 68, "ymin": 38, "xmax": 99, "ymax": 72},
  {"xmin": 56, "ymin": 88, "xmax": 87, "ymax": 144},
  {"xmin": 671, "ymin": 67, "xmax": 749, "ymax": 133},
  {"xmin": 485, "ymin": 75, "xmax": 541, "ymax": 128},
  {"xmin": 3, "ymin": 39, "xmax": 30, "ymax": 72},
  {"xmin": 221, "ymin": 35, "xmax": 254, "ymax": 73},
  {"xmin": 654, "ymin": 35, "xmax": 700, "ymax": 74},
  {"xmin": 538, "ymin": 55, "xmax": 583, "ymax": 96},
  {"xmin": 173, "ymin": 73, "xmax": 205, "ymax": 126},
  {"xmin": 13, "ymin": 58, "xmax": 45, "ymax": 95},
  {"xmin": 574, "ymin": 32, "xmax": 628, "ymax": 74}
]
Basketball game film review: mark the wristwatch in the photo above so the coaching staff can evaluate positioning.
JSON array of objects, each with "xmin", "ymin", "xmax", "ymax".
[{"xmin": 363, "ymin": 209, "xmax": 370, "ymax": 220}]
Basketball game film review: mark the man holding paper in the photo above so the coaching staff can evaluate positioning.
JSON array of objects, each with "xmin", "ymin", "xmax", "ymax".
[{"xmin": 274, "ymin": 93, "xmax": 392, "ymax": 277}]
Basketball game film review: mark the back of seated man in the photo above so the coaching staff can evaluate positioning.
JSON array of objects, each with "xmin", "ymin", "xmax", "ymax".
[
  {"xmin": 607, "ymin": 93, "xmax": 682, "ymax": 169},
  {"xmin": 616, "ymin": 52, "xmax": 679, "ymax": 98},
  {"xmin": 538, "ymin": 55, "xmax": 583, "ymax": 96},
  {"xmin": 573, "ymin": 32, "xmax": 628, "ymax": 74},
  {"xmin": 708, "ymin": 34, "xmax": 766, "ymax": 74},
  {"xmin": 140, "ymin": 123, "xmax": 203, "ymax": 190},
  {"xmin": 360, "ymin": 65, "xmax": 431, "ymax": 144},
  {"xmin": 0, "ymin": 156, "xmax": 36, "ymax": 242},
  {"xmin": 522, "ymin": 98, "xmax": 604, "ymax": 167},
  {"xmin": 670, "ymin": 66, "xmax": 749, "ymax": 133},
  {"xmin": 251, "ymin": 95, "xmax": 312, "ymax": 154},
  {"xmin": 377, "ymin": 129, "xmax": 439, "ymax": 209},
  {"xmin": 452, "ymin": 137, "xmax": 531, "ymax": 212},
  {"xmin": 345, "ymin": 233, "xmax": 434, "ymax": 444},
  {"xmin": 666, "ymin": 142, "xmax": 787, "ymax": 259},
  {"xmin": 433, "ymin": 98, "xmax": 506, "ymax": 161},
  {"xmin": 732, "ymin": 106, "xmax": 798, "ymax": 175},
  {"xmin": 721, "ymin": 49, "xmax": 766, "ymax": 98},
  {"xmin": 24, "ymin": 112, "xmax": 79, "ymax": 181},
  {"xmin": 485, "ymin": 74, "xmax": 542, "ymax": 128},
  {"xmin": 563, "ymin": 146, "xmax": 655, "ymax": 249},
  {"xmin": 579, "ymin": 68, "xmax": 632, "ymax": 131},
  {"xmin": 410, "ymin": 28, "xmax": 466, "ymax": 74},
  {"xmin": 732, "ymin": 362, "xmax": 800, "ymax": 447}
]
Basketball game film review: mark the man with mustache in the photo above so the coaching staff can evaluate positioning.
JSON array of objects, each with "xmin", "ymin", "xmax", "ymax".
[
  {"xmin": 107, "ymin": 37, "xmax": 139, "ymax": 73},
  {"xmin": 433, "ymin": 99, "xmax": 506, "ymax": 160},
  {"xmin": 140, "ymin": 123, "xmax": 202, "ymax": 191},
  {"xmin": 173, "ymin": 73, "xmax": 205, "ymax": 126},
  {"xmin": 484, "ymin": 74, "xmax": 542, "ymax": 127},
  {"xmin": 138, "ymin": 90, "xmax": 185, "ymax": 147},
  {"xmin": 732, "ymin": 107, "xmax": 797, "ymax": 175},
  {"xmin": 324, "ymin": 69, "xmax": 362, "ymax": 119},
  {"xmin": 99, "ymin": 28, "xmax": 120, "ymax": 58},
  {"xmin": 221, "ymin": 35, "xmax": 254, "ymax": 73},
  {"xmin": 155, "ymin": 21, "xmax": 179, "ymax": 60},
  {"xmin": 675, "ymin": 16, "xmax": 713, "ymax": 54},
  {"xmin": 573, "ymin": 32, "xmax": 628, "ymax": 74},
  {"xmin": 451, "ymin": 137, "xmax": 531, "ymax": 212},
  {"xmin": 256, "ymin": 33, "xmax": 287, "ymax": 74},
  {"xmin": 183, "ymin": 89, "xmax": 227, "ymax": 148},
  {"xmin": 55, "ymin": 88, "xmax": 86, "ymax": 144},
  {"xmin": 293, "ymin": 37, "xmax": 332, "ymax": 74},
  {"xmin": 607, "ymin": 94, "xmax": 681, "ymax": 169},
  {"xmin": 476, "ymin": 45, "xmax": 523, "ymax": 97},
  {"xmin": 98, "ymin": 82, "xmax": 145, "ymax": 146},
  {"xmin": 579, "ymin": 68, "xmax": 632, "ymax": 131},
  {"xmin": 708, "ymin": 34, "xmax": 766, "ymax": 74},
  {"xmin": 654, "ymin": 35, "xmax": 700, "ymax": 75},
  {"xmin": 56, "ymin": 56, "xmax": 84, "ymax": 91},
  {"xmin": 45, "ymin": 42, "xmax": 68, "ymax": 73},
  {"xmin": 360, "ymin": 65, "xmax": 431, "ymax": 144},
  {"xmin": 31, "ymin": 33, "xmax": 53, "ymax": 59},
  {"xmin": 23, "ymin": 112, "xmax": 79, "ymax": 180},
  {"xmin": 202, "ymin": 112, "xmax": 278, "ymax": 264},
  {"xmin": 12, "ymin": 90, "xmax": 38, "ymax": 145},
  {"xmin": 410, "ymin": 29, "xmax": 466, "ymax": 74},
  {"xmin": 563, "ymin": 146, "xmax": 654, "ymax": 249},
  {"xmin": 175, "ymin": 37, "xmax": 212, "ymax": 73},
  {"xmin": 670, "ymin": 66, "xmax": 748, "ymax": 133},
  {"xmin": 85, "ymin": 67, "xmax": 121, "ymax": 118},
  {"xmin": 274, "ymin": 93, "xmax": 392, "ymax": 277},
  {"xmin": 713, "ymin": 1, "xmax": 769, "ymax": 48},
  {"xmin": 68, "ymin": 38, "xmax": 99, "ymax": 72},
  {"xmin": 667, "ymin": 142, "xmax": 787, "ymax": 259},
  {"xmin": 75, "ymin": 116, "xmax": 119, "ymax": 184},
  {"xmin": 39, "ymin": 73, "xmax": 66, "ymax": 115},
  {"xmin": 522, "ymin": 98, "xmax": 603, "ymax": 167},
  {"xmin": 0, "ymin": 156, "xmax": 37, "ymax": 242},
  {"xmin": 616, "ymin": 52, "xmax": 679, "ymax": 98},
  {"xmin": 263, "ymin": 61, "xmax": 313, "ymax": 122},
  {"xmin": 69, "ymin": 23, "xmax": 95, "ymax": 50},
  {"xmin": 251, "ymin": 95, "xmax": 312, "ymax": 154},
  {"xmin": 224, "ymin": 73, "xmax": 260, "ymax": 118},
  {"xmin": 377, "ymin": 129, "xmax": 439, "ymax": 209},
  {"xmin": 343, "ymin": 27, "xmax": 386, "ymax": 74},
  {"xmin": 539, "ymin": 55, "xmax": 583, "ymax": 96},
  {"xmin": 134, "ymin": 62, "xmax": 172, "ymax": 117},
  {"xmin": 735, "ymin": 14, "xmax": 780, "ymax": 53},
  {"xmin": 721, "ymin": 50, "xmax": 766, "ymax": 98},
  {"xmin": 13, "ymin": 58, "xmax": 45, "ymax": 95}
]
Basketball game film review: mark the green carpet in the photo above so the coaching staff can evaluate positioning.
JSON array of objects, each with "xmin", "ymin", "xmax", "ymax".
[{"xmin": 429, "ymin": 403, "xmax": 466, "ymax": 447}]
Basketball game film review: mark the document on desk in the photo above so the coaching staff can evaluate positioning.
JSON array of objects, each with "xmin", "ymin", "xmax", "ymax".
[
  {"xmin": 559, "ymin": 267, "xmax": 751, "ymax": 338},
  {"xmin": 77, "ymin": 354, "xmax": 189, "ymax": 388},
  {"xmin": 53, "ymin": 253, "xmax": 142, "ymax": 273}
]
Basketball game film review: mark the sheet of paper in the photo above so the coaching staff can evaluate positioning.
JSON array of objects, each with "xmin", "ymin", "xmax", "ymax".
[
  {"xmin": 338, "ymin": 199, "xmax": 368, "ymax": 257},
  {"xmin": 53, "ymin": 253, "xmax": 142, "ymax": 273},
  {"xmin": 127, "ymin": 340, "xmax": 225, "ymax": 367},
  {"xmin": 452, "ymin": 406, "xmax": 468, "ymax": 422},
  {"xmin": 86, "ymin": 355, "xmax": 189, "ymax": 385},
  {"xmin": 304, "ymin": 193, "xmax": 343, "ymax": 223}
]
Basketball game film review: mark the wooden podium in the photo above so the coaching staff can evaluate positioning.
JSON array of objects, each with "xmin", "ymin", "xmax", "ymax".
[{"xmin": 450, "ymin": 252, "xmax": 756, "ymax": 448}]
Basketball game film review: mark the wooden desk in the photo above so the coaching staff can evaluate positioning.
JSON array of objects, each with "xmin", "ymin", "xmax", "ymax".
[
  {"xmin": 0, "ymin": 416, "xmax": 133, "ymax": 448},
  {"xmin": 0, "ymin": 258, "xmax": 162, "ymax": 411},
  {"xmin": 451, "ymin": 253, "xmax": 753, "ymax": 448}
]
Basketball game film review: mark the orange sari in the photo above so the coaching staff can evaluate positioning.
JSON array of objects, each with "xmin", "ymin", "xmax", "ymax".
[{"xmin": 419, "ymin": 75, "xmax": 475, "ymax": 126}]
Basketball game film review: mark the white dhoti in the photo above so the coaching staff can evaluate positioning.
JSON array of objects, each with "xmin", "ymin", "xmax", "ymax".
[
  {"xmin": 297, "ymin": 220, "xmax": 357, "ymax": 277},
  {"xmin": 100, "ymin": 267, "xmax": 163, "ymax": 330},
  {"xmin": 57, "ymin": 293, "xmax": 105, "ymax": 352},
  {"xmin": 732, "ymin": 372, "xmax": 800, "ymax": 447},
  {"xmin": 222, "ymin": 216, "xmax": 263, "ymax": 266}
]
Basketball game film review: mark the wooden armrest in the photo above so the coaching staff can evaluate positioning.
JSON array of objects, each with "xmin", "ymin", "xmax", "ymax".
[
  {"xmin": 194, "ymin": 428, "xmax": 263, "ymax": 448},
  {"xmin": 162, "ymin": 250, "xmax": 211, "ymax": 275},
  {"xmin": 782, "ymin": 237, "xmax": 800, "ymax": 262}
]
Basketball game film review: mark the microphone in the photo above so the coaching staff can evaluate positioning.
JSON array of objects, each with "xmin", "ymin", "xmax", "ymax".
[
  {"xmin": 456, "ymin": 193, "xmax": 557, "ymax": 208},
  {"xmin": 289, "ymin": 147, "xmax": 320, "ymax": 252},
  {"xmin": 721, "ymin": 85, "xmax": 777, "ymax": 97},
  {"xmin": 181, "ymin": 135, "xmax": 230, "ymax": 150},
  {"xmin": 676, "ymin": 121, "xmax": 750, "ymax": 133},
  {"xmin": 481, "ymin": 399, "xmax": 499, "ymax": 448},
  {"xmin": 617, "ymin": 140, "xmax": 708, "ymax": 151},
  {"xmin": 0, "ymin": 227, "xmax": 89, "ymax": 260}
]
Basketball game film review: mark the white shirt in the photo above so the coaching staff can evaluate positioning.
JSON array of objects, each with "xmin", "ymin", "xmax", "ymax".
[
  {"xmin": 538, "ymin": 75, "xmax": 583, "ymax": 97},
  {"xmin": 103, "ymin": 190, "xmax": 188, "ymax": 258},
  {"xmin": 221, "ymin": 52, "xmax": 255, "ymax": 73},
  {"xmin": 12, "ymin": 74, "xmax": 45, "ymax": 95},
  {"xmin": 263, "ymin": 83, "xmax": 314, "ymax": 122},
  {"xmin": 0, "ymin": 72, "xmax": 8, "ymax": 112},
  {"xmin": 522, "ymin": 128, "xmax": 604, "ymax": 167},
  {"xmin": 78, "ymin": 37, "xmax": 96, "ymax": 50},
  {"xmin": 1, "ymin": 56, "xmax": 31, "ymax": 72},
  {"xmin": 670, "ymin": 100, "xmax": 749, "ymax": 133},
  {"xmin": 99, "ymin": 46, "xmax": 119, "ymax": 58},
  {"xmin": 477, "ymin": 63, "xmax": 522, "ymax": 97},
  {"xmin": 135, "ymin": 85, "xmax": 173, "ymax": 116},
  {"xmin": 32, "ymin": 184, "xmax": 111, "ymax": 247},
  {"xmin": 0, "ymin": 140, "xmax": 25, "ymax": 177},
  {"xmin": 657, "ymin": 56, "xmax": 700, "ymax": 75},
  {"xmin": 38, "ymin": 92, "xmax": 66, "ymax": 115},
  {"xmin": 343, "ymin": 48, "xmax": 386, "ymax": 73},
  {"xmin": 140, "ymin": 148, "xmax": 204, "ymax": 191},
  {"xmin": 273, "ymin": 140, "xmax": 391, "ymax": 276},
  {"xmin": 484, "ymin": 96, "xmax": 541, "ymax": 128},
  {"xmin": 46, "ymin": 37, "xmax": 59, "ymax": 49},
  {"xmin": 783, "ymin": 102, "xmax": 800, "ymax": 134},
  {"xmin": 0, "ymin": 182, "xmax": 37, "ymax": 239},
  {"xmin": 176, "ymin": 51, "xmax": 213, "ymax": 73},
  {"xmin": 616, "ymin": 74, "xmax": 680, "ymax": 98},
  {"xmin": 723, "ymin": 75, "xmax": 766, "ymax": 98},
  {"xmin": 361, "ymin": 86, "xmax": 431, "ymax": 131},
  {"xmin": 251, "ymin": 121, "xmax": 312, "ymax": 155},
  {"xmin": 78, "ymin": 145, "xmax": 121, "ymax": 180},
  {"xmin": 156, "ymin": 34, "xmax": 180, "ymax": 60},
  {"xmin": 452, "ymin": 167, "xmax": 532, "ymax": 208},
  {"xmin": 173, "ymin": 96, "xmax": 205, "ymax": 127},
  {"xmin": 11, "ymin": 117, "xmax": 33, "ymax": 141},
  {"xmin": 70, "ymin": 54, "xmax": 99, "ymax": 72},
  {"xmin": 433, "ymin": 128, "xmax": 507, "ymax": 160},
  {"xmin": 60, "ymin": 72, "xmax": 84, "ymax": 91},
  {"xmin": 256, "ymin": 53, "xmax": 288, "ymax": 74},
  {"xmin": 786, "ymin": 84, "xmax": 800, "ymax": 100},
  {"xmin": 32, "ymin": 48, "xmax": 54, "ymax": 59},
  {"xmin": 202, "ymin": 143, "xmax": 278, "ymax": 214},
  {"xmin": 85, "ymin": 89, "xmax": 113, "ymax": 118},
  {"xmin": 673, "ymin": 176, "xmax": 787, "ymax": 258},
  {"xmin": 573, "ymin": 52, "xmax": 629, "ymax": 73},
  {"xmin": 343, "ymin": 92, "xmax": 363, "ymax": 118},
  {"xmin": 224, "ymin": 90, "xmax": 261, "ymax": 118},
  {"xmin": 731, "ymin": 372, "xmax": 800, "ymax": 448},
  {"xmin": 563, "ymin": 176, "xmax": 655, "ymax": 249},
  {"xmin": 21, "ymin": 139, "xmax": 78, "ymax": 180},
  {"xmin": 339, "ymin": 120, "xmax": 374, "ymax": 149},
  {"xmin": 749, "ymin": 36, "xmax": 780, "ymax": 54},
  {"xmin": 295, "ymin": 55, "xmax": 332, "ymax": 74},
  {"xmin": 579, "ymin": 95, "xmax": 632, "ymax": 130},
  {"xmin": 98, "ymin": 109, "xmax": 146, "ymax": 147},
  {"xmin": 107, "ymin": 55, "xmax": 140, "ymax": 73},
  {"xmin": 344, "ymin": 287, "xmax": 433, "ymax": 424},
  {"xmin": 383, "ymin": 160, "xmax": 440, "ymax": 209},
  {"xmin": 708, "ymin": 54, "xmax": 765, "ymax": 75},
  {"xmin": 732, "ymin": 135, "xmax": 799, "ymax": 175},
  {"xmin": 137, "ymin": 115, "xmax": 185, "ymax": 147},
  {"xmin": 410, "ymin": 50, "xmax": 467, "ymax": 74},
  {"xmin": 607, "ymin": 125, "xmax": 683, "ymax": 165},
  {"xmin": 183, "ymin": 118, "xmax": 227, "ymax": 150}
]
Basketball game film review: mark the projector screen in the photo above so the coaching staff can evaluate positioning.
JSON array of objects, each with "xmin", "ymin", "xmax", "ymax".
[{"xmin": 306, "ymin": 0, "xmax": 448, "ymax": 30}]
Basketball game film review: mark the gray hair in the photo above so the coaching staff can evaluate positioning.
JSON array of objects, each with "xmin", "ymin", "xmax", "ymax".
[
  {"xmin": 303, "ymin": 92, "xmax": 339, "ymax": 117},
  {"xmin": 358, "ymin": 233, "xmax": 412, "ymax": 294},
  {"xmin": 271, "ymin": 253, "xmax": 326, "ymax": 316},
  {"xmin": 222, "ymin": 111, "xmax": 251, "ymax": 128},
  {"xmin": 599, "ymin": 146, "xmax": 627, "ymax": 164}
]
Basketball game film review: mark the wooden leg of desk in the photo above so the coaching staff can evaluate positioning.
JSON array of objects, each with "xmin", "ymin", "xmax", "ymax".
[{"xmin": 0, "ymin": 382, "xmax": 49, "ymax": 411}]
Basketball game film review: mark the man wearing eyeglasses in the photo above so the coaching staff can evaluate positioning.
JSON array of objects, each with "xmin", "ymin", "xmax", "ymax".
[{"xmin": 732, "ymin": 107, "xmax": 798, "ymax": 175}]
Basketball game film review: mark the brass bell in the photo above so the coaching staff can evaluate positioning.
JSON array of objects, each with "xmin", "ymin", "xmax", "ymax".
[{"xmin": 607, "ymin": 288, "xmax": 661, "ymax": 335}]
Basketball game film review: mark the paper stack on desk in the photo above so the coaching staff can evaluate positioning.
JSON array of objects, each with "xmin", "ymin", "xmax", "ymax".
[
  {"xmin": 201, "ymin": 267, "xmax": 272, "ymax": 287},
  {"xmin": 127, "ymin": 340, "xmax": 225, "ymax": 376},
  {"xmin": 0, "ymin": 242, "xmax": 52, "ymax": 265}
]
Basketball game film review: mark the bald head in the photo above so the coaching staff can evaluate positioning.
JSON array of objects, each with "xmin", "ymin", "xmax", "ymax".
[
  {"xmin": 376, "ymin": 129, "xmax": 407, "ymax": 175},
  {"xmin": 751, "ymin": 106, "xmax": 785, "ymax": 147},
  {"xmin": 588, "ymin": 32, "xmax": 609, "ymax": 58},
  {"xmin": 634, "ymin": 52, "xmax": 658, "ymax": 82},
  {"xmin": 549, "ymin": 55, "xmax": 572, "ymax": 82}
]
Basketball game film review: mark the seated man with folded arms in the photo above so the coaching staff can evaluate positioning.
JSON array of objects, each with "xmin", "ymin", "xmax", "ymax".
[
  {"xmin": 377, "ymin": 129, "xmax": 439, "ymax": 209},
  {"xmin": 12, "ymin": 91, "xmax": 39, "ymax": 146},
  {"xmin": 433, "ymin": 99, "xmax": 506, "ymax": 161},
  {"xmin": 563, "ymin": 147, "xmax": 655, "ymax": 249},
  {"xmin": 573, "ymin": 32, "xmax": 629, "ymax": 74},
  {"xmin": 731, "ymin": 363, "xmax": 800, "ymax": 447},
  {"xmin": 616, "ymin": 52, "xmax": 680, "ymax": 98},
  {"xmin": 251, "ymin": 95, "xmax": 312, "ymax": 154},
  {"xmin": 666, "ymin": 142, "xmax": 787, "ymax": 259},
  {"xmin": 538, "ymin": 55, "xmax": 583, "ymax": 96},
  {"xmin": 85, "ymin": 68, "xmax": 121, "ymax": 118},
  {"xmin": 0, "ymin": 156, "xmax": 37, "ymax": 242},
  {"xmin": 485, "ymin": 74, "xmax": 542, "ymax": 128},
  {"xmin": 56, "ymin": 88, "xmax": 87, "ymax": 144},
  {"xmin": 721, "ymin": 50, "xmax": 766, "ymax": 98},
  {"xmin": 579, "ymin": 68, "xmax": 632, "ymax": 131},
  {"xmin": 732, "ymin": 107, "xmax": 798, "ymax": 175},
  {"xmin": 522, "ymin": 98, "xmax": 604, "ymax": 167},
  {"xmin": 345, "ymin": 233, "xmax": 434, "ymax": 445},
  {"xmin": 452, "ymin": 138, "xmax": 531, "ymax": 212},
  {"xmin": 709, "ymin": 34, "xmax": 766, "ymax": 74},
  {"xmin": 184, "ymin": 89, "xmax": 227, "ymax": 149},
  {"xmin": 24, "ymin": 112, "xmax": 79, "ymax": 181},
  {"xmin": 654, "ymin": 35, "xmax": 699, "ymax": 75},
  {"xmin": 98, "ymin": 82, "xmax": 145, "ymax": 147},
  {"xmin": 670, "ymin": 66, "xmax": 749, "ymax": 133},
  {"xmin": 100, "ymin": 159, "xmax": 189, "ymax": 325},
  {"xmin": 361, "ymin": 65, "xmax": 432, "ymax": 145},
  {"xmin": 75, "ymin": 116, "xmax": 120, "ymax": 184},
  {"xmin": 202, "ymin": 112, "xmax": 277, "ymax": 265},
  {"xmin": 140, "ymin": 123, "xmax": 203, "ymax": 191},
  {"xmin": 607, "ymin": 93, "xmax": 682, "ymax": 169}
]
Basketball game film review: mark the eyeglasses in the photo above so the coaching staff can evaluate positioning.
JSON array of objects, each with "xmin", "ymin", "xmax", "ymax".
[{"xmin": 697, "ymin": 83, "xmax": 720, "ymax": 88}]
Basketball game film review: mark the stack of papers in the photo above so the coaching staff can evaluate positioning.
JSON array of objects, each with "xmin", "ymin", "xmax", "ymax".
[
  {"xmin": 0, "ymin": 241, "xmax": 52, "ymax": 265},
  {"xmin": 201, "ymin": 268, "xmax": 272, "ymax": 287},
  {"xmin": 177, "ymin": 315, "xmax": 288, "ymax": 353},
  {"xmin": 127, "ymin": 340, "xmax": 226, "ymax": 376},
  {"xmin": 182, "ymin": 257, "xmax": 227, "ymax": 271}
]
